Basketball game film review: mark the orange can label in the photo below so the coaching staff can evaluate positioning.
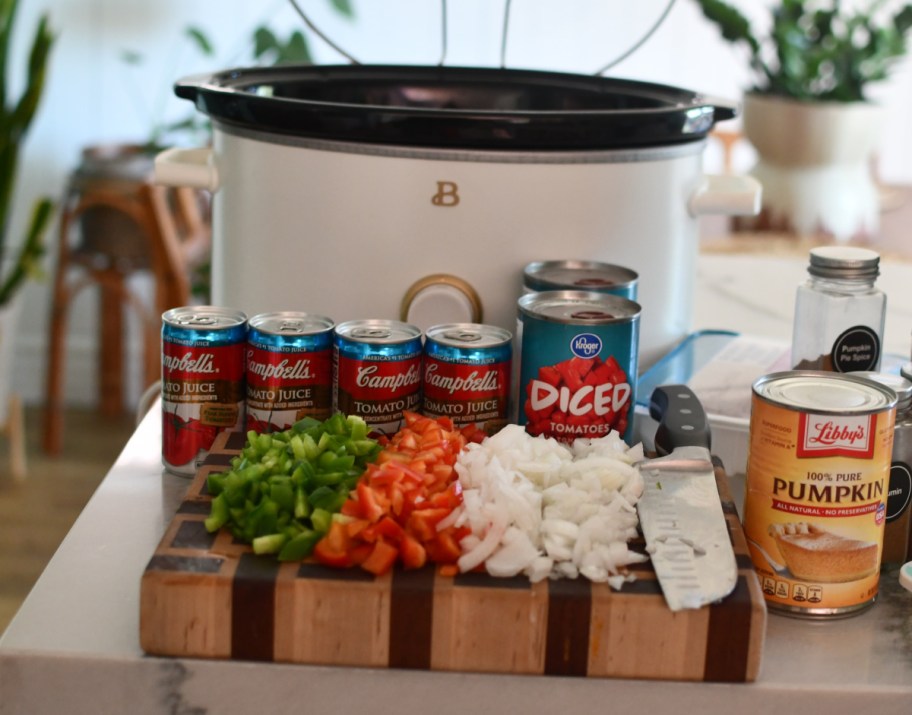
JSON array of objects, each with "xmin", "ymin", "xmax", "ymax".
[{"xmin": 743, "ymin": 373, "xmax": 895, "ymax": 616}]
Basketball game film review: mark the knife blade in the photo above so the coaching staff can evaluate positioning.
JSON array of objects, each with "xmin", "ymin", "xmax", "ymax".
[{"xmin": 636, "ymin": 384, "xmax": 738, "ymax": 612}]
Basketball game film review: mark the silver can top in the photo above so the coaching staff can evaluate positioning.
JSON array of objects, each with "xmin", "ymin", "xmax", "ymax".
[
  {"xmin": 523, "ymin": 260, "xmax": 638, "ymax": 292},
  {"xmin": 425, "ymin": 323, "xmax": 511, "ymax": 348},
  {"xmin": 518, "ymin": 290, "xmax": 641, "ymax": 325},
  {"xmin": 334, "ymin": 319, "xmax": 421, "ymax": 344},
  {"xmin": 162, "ymin": 305, "xmax": 247, "ymax": 329},
  {"xmin": 249, "ymin": 311, "xmax": 334, "ymax": 336},
  {"xmin": 754, "ymin": 370, "xmax": 897, "ymax": 414},
  {"xmin": 852, "ymin": 370, "xmax": 912, "ymax": 412}
]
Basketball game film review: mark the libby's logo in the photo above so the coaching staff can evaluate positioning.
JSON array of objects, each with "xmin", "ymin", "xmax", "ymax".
[
  {"xmin": 797, "ymin": 413, "xmax": 876, "ymax": 459},
  {"xmin": 431, "ymin": 181, "xmax": 460, "ymax": 207},
  {"xmin": 162, "ymin": 351, "xmax": 217, "ymax": 374}
]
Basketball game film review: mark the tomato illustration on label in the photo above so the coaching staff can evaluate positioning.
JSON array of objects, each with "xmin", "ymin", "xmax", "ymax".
[
  {"xmin": 517, "ymin": 293, "xmax": 639, "ymax": 445},
  {"xmin": 523, "ymin": 353, "xmax": 631, "ymax": 440},
  {"xmin": 162, "ymin": 412, "xmax": 219, "ymax": 467}
]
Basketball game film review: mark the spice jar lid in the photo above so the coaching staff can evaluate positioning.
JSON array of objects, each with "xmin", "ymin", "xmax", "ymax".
[
  {"xmin": 807, "ymin": 246, "xmax": 880, "ymax": 280},
  {"xmin": 852, "ymin": 370, "xmax": 912, "ymax": 412}
]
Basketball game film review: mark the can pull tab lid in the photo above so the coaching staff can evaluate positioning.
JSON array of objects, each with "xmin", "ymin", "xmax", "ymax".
[{"xmin": 176, "ymin": 315, "xmax": 219, "ymax": 327}]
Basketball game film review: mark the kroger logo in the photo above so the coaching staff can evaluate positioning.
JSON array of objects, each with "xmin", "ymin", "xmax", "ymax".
[{"xmin": 570, "ymin": 333, "xmax": 602, "ymax": 359}]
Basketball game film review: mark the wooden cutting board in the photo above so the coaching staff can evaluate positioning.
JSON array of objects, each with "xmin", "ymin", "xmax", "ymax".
[{"xmin": 140, "ymin": 431, "xmax": 767, "ymax": 681}]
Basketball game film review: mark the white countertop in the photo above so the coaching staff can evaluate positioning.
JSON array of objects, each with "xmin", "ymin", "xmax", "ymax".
[{"xmin": 2, "ymin": 249, "xmax": 912, "ymax": 714}]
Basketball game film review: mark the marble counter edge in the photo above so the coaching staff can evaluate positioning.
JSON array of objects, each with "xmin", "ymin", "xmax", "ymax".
[{"xmin": 1, "ymin": 649, "xmax": 910, "ymax": 715}]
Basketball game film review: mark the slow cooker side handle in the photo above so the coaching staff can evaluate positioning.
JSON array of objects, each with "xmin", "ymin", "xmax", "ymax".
[
  {"xmin": 154, "ymin": 147, "xmax": 220, "ymax": 193},
  {"xmin": 688, "ymin": 174, "xmax": 762, "ymax": 217}
]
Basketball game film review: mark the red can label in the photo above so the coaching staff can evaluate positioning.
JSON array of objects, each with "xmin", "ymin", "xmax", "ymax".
[
  {"xmin": 246, "ymin": 346, "xmax": 332, "ymax": 432},
  {"xmin": 423, "ymin": 358, "xmax": 510, "ymax": 432},
  {"xmin": 162, "ymin": 341, "xmax": 245, "ymax": 474},
  {"xmin": 335, "ymin": 356, "xmax": 422, "ymax": 437}
]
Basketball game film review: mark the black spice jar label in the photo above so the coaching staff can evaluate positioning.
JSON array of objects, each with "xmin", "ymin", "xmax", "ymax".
[
  {"xmin": 831, "ymin": 325, "xmax": 880, "ymax": 372},
  {"xmin": 886, "ymin": 463, "xmax": 912, "ymax": 522}
]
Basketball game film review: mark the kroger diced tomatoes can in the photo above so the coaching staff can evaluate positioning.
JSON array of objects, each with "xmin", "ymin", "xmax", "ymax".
[
  {"xmin": 333, "ymin": 319, "xmax": 422, "ymax": 438},
  {"xmin": 161, "ymin": 306, "xmax": 247, "ymax": 476},
  {"xmin": 246, "ymin": 312, "xmax": 334, "ymax": 433},
  {"xmin": 744, "ymin": 371, "xmax": 896, "ymax": 618},
  {"xmin": 423, "ymin": 323, "xmax": 512, "ymax": 436},
  {"xmin": 516, "ymin": 290, "xmax": 640, "ymax": 444},
  {"xmin": 523, "ymin": 260, "xmax": 639, "ymax": 301}
]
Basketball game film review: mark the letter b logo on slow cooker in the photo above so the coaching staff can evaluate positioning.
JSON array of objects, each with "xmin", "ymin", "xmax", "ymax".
[{"xmin": 432, "ymin": 181, "xmax": 460, "ymax": 207}]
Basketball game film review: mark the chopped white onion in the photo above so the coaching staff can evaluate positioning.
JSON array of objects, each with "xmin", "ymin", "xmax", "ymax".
[{"xmin": 453, "ymin": 425, "xmax": 647, "ymax": 588}]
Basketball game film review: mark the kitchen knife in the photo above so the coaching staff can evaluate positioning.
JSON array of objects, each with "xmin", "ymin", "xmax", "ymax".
[{"xmin": 636, "ymin": 384, "xmax": 738, "ymax": 612}]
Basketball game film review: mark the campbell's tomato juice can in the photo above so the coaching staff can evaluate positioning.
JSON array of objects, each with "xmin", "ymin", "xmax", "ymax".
[
  {"xmin": 422, "ymin": 323, "xmax": 512, "ymax": 436},
  {"xmin": 161, "ymin": 307, "xmax": 247, "ymax": 476},
  {"xmin": 246, "ymin": 312, "xmax": 334, "ymax": 433},
  {"xmin": 516, "ymin": 291, "xmax": 640, "ymax": 444},
  {"xmin": 333, "ymin": 319, "xmax": 422, "ymax": 438}
]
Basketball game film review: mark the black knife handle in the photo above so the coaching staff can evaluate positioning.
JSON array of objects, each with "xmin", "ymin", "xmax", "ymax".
[{"xmin": 650, "ymin": 384, "xmax": 712, "ymax": 456}]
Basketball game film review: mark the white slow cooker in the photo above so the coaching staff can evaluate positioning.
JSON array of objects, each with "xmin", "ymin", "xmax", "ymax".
[{"xmin": 155, "ymin": 64, "xmax": 759, "ymax": 366}]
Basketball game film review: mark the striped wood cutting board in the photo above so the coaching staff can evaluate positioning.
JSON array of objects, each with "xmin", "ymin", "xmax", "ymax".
[{"xmin": 140, "ymin": 431, "xmax": 767, "ymax": 681}]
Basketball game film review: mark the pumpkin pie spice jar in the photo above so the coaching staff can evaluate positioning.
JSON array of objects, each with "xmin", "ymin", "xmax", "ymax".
[{"xmin": 743, "ymin": 371, "xmax": 896, "ymax": 618}]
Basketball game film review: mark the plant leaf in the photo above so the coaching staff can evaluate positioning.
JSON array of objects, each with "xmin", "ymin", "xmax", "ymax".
[
  {"xmin": 0, "ymin": 197, "xmax": 53, "ymax": 306},
  {"xmin": 277, "ymin": 31, "xmax": 312, "ymax": 65},
  {"xmin": 184, "ymin": 26, "xmax": 215, "ymax": 56},
  {"xmin": 329, "ymin": 0, "xmax": 354, "ymax": 19},
  {"xmin": 120, "ymin": 49, "xmax": 143, "ymax": 65},
  {"xmin": 253, "ymin": 27, "xmax": 279, "ymax": 60}
]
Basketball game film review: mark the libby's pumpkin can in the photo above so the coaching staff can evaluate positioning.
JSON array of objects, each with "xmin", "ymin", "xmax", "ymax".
[
  {"xmin": 161, "ymin": 306, "xmax": 247, "ymax": 476},
  {"xmin": 744, "ymin": 371, "xmax": 896, "ymax": 618}
]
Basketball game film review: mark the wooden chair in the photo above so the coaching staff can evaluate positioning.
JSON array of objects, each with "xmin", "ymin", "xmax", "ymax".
[{"xmin": 42, "ymin": 164, "xmax": 210, "ymax": 456}]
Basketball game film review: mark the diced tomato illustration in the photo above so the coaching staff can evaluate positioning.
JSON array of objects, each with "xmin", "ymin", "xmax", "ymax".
[{"xmin": 522, "ymin": 354, "xmax": 631, "ymax": 442}]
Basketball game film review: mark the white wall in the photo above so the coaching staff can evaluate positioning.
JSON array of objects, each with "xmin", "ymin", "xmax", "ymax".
[{"xmin": 8, "ymin": 0, "xmax": 912, "ymax": 409}]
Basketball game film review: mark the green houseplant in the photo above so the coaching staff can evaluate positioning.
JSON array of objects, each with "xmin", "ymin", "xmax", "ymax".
[
  {"xmin": 693, "ymin": 0, "xmax": 912, "ymax": 240},
  {"xmin": 1, "ymin": 0, "xmax": 54, "ymax": 306},
  {"xmin": 695, "ymin": 0, "xmax": 912, "ymax": 101},
  {"xmin": 0, "ymin": 0, "xmax": 52, "ymax": 431}
]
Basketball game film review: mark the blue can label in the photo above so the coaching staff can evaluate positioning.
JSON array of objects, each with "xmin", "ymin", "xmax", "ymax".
[{"xmin": 517, "ymin": 292, "xmax": 640, "ymax": 444}]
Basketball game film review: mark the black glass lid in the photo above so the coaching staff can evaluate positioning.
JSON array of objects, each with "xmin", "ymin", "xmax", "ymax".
[{"xmin": 176, "ymin": 64, "xmax": 736, "ymax": 150}]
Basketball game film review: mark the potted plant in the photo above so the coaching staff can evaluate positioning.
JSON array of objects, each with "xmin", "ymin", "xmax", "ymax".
[
  {"xmin": 694, "ymin": 0, "xmax": 912, "ymax": 241},
  {"xmin": 1, "ymin": 0, "xmax": 54, "ymax": 425}
]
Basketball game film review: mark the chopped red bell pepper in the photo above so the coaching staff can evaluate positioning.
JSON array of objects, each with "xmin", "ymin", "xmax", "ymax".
[
  {"xmin": 361, "ymin": 540, "xmax": 399, "ymax": 576},
  {"xmin": 311, "ymin": 412, "xmax": 470, "ymax": 576}
]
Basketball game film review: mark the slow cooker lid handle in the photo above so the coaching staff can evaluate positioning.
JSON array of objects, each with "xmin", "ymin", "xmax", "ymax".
[
  {"xmin": 285, "ymin": 0, "xmax": 678, "ymax": 74},
  {"xmin": 287, "ymin": 0, "xmax": 447, "ymax": 66}
]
